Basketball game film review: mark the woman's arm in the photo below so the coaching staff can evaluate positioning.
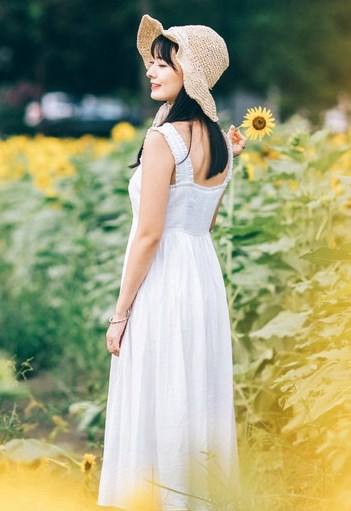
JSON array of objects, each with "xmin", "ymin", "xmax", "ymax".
[
  {"xmin": 115, "ymin": 131, "xmax": 174, "ymax": 313},
  {"xmin": 106, "ymin": 131, "xmax": 174, "ymax": 356}
]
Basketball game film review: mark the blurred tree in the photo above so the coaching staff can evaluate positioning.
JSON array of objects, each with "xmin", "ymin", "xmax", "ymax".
[
  {"xmin": 151, "ymin": 0, "xmax": 351, "ymax": 121},
  {"xmin": 0, "ymin": 0, "xmax": 140, "ymax": 96},
  {"xmin": 0, "ymin": 0, "xmax": 350, "ymax": 120}
]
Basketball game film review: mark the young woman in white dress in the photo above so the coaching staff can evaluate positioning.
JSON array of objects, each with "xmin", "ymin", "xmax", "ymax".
[{"xmin": 98, "ymin": 14, "xmax": 246, "ymax": 511}]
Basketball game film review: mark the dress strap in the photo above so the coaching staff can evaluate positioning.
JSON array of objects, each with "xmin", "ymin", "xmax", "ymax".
[
  {"xmin": 147, "ymin": 124, "xmax": 233, "ymax": 186},
  {"xmin": 147, "ymin": 123, "xmax": 193, "ymax": 184}
]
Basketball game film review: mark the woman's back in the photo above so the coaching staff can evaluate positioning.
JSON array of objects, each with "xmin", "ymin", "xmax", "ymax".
[
  {"xmin": 170, "ymin": 120, "xmax": 230, "ymax": 187},
  {"xmin": 129, "ymin": 122, "xmax": 233, "ymax": 237}
]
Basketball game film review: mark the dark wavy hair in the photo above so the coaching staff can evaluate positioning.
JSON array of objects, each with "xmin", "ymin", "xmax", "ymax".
[{"xmin": 131, "ymin": 35, "xmax": 228, "ymax": 178}]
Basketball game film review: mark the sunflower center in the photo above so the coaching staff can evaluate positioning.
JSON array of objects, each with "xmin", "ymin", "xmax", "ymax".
[{"xmin": 253, "ymin": 116, "xmax": 266, "ymax": 130}]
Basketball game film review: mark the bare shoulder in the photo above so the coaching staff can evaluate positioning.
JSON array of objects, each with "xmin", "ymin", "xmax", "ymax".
[
  {"xmin": 144, "ymin": 128, "xmax": 167, "ymax": 148},
  {"xmin": 143, "ymin": 129, "xmax": 172, "ymax": 156},
  {"xmin": 142, "ymin": 129, "xmax": 175, "ymax": 172}
]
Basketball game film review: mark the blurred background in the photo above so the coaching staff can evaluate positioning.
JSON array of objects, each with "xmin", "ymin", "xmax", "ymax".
[
  {"xmin": 1, "ymin": 2, "xmax": 351, "ymax": 511},
  {"xmin": 1, "ymin": 0, "xmax": 351, "ymax": 136}
]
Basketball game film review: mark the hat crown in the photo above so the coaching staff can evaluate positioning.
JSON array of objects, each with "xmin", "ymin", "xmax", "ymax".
[
  {"xmin": 164, "ymin": 25, "xmax": 229, "ymax": 89},
  {"xmin": 137, "ymin": 15, "xmax": 229, "ymax": 122}
]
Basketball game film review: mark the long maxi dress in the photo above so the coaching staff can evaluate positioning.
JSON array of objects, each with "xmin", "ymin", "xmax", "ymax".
[{"xmin": 98, "ymin": 122, "xmax": 238, "ymax": 511}]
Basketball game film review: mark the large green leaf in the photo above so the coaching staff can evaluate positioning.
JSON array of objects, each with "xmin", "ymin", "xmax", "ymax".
[
  {"xmin": 250, "ymin": 310, "xmax": 310, "ymax": 339},
  {"xmin": 311, "ymin": 148, "xmax": 349, "ymax": 173},
  {"xmin": 1, "ymin": 438, "xmax": 66, "ymax": 462},
  {"xmin": 301, "ymin": 247, "xmax": 351, "ymax": 265}
]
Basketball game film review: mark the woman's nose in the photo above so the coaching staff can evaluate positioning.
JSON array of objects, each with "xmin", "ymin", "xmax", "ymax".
[{"xmin": 146, "ymin": 66, "xmax": 155, "ymax": 79}]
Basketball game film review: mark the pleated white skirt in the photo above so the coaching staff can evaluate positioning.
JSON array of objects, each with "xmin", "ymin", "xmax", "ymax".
[{"xmin": 98, "ymin": 228, "xmax": 238, "ymax": 510}]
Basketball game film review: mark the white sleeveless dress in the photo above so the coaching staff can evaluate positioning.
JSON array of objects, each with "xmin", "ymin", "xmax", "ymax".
[{"xmin": 98, "ymin": 123, "xmax": 238, "ymax": 511}]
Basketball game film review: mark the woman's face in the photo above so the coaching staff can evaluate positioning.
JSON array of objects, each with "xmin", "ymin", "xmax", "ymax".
[{"xmin": 146, "ymin": 48, "xmax": 184, "ymax": 104}]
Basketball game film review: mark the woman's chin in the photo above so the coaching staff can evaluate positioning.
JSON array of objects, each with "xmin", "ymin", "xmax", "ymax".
[{"xmin": 151, "ymin": 91, "xmax": 167, "ymax": 101}]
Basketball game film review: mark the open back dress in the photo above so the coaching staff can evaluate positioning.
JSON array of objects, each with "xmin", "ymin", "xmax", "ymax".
[{"xmin": 98, "ymin": 122, "xmax": 238, "ymax": 511}]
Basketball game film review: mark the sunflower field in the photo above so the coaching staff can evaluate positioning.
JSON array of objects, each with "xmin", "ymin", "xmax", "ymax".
[{"xmin": 1, "ymin": 118, "xmax": 351, "ymax": 510}]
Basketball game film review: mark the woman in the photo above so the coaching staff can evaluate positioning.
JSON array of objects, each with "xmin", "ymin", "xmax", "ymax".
[{"xmin": 98, "ymin": 14, "xmax": 246, "ymax": 511}]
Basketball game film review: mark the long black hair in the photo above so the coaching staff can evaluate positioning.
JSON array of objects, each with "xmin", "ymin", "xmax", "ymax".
[{"xmin": 131, "ymin": 35, "xmax": 228, "ymax": 178}]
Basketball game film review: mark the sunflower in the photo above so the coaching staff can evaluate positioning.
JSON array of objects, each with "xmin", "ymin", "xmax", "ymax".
[
  {"xmin": 80, "ymin": 453, "xmax": 96, "ymax": 478},
  {"xmin": 111, "ymin": 122, "xmax": 137, "ymax": 143},
  {"xmin": 241, "ymin": 106, "xmax": 275, "ymax": 141}
]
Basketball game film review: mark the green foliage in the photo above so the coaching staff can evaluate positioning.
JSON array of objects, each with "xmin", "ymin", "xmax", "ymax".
[
  {"xmin": 0, "ymin": 136, "xmax": 142, "ymax": 375},
  {"xmin": 0, "ymin": 355, "xmax": 28, "ymax": 399},
  {"xmin": 213, "ymin": 118, "xmax": 351, "ymax": 505},
  {"xmin": 0, "ymin": 354, "xmax": 29, "ymax": 443},
  {"xmin": 1, "ymin": 120, "xmax": 351, "ymax": 508},
  {"xmin": 69, "ymin": 400, "xmax": 105, "ymax": 444},
  {"xmin": 1, "ymin": 437, "xmax": 67, "ymax": 463}
]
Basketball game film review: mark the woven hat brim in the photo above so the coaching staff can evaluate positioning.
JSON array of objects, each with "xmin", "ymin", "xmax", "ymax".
[
  {"xmin": 137, "ymin": 15, "xmax": 220, "ymax": 122},
  {"xmin": 137, "ymin": 15, "xmax": 164, "ymax": 69},
  {"xmin": 173, "ymin": 37, "xmax": 219, "ymax": 122}
]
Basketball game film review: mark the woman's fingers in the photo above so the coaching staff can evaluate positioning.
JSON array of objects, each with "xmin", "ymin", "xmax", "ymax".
[
  {"xmin": 107, "ymin": 340, "xmax": 120, "ymax": 357},
  {"xmin": 228, "ymin": 125, "xmax": 247, "ymax": 155},
  {"xmin": 233, "ymin": 130, "xmax": 246, "ymax": 144},
  {"xmin": 112, "ymin": 348, "xmax": 120, "ymax": 357},
  {"xmin": 228, "ymin": 125, "xmax": 246, "ymax": 145},
  {"xmin": 107, "ymin": 339, "xmax": 119, "ymax": 354},
  {"xmin": 228, "ymin": 125, "xmax": 237, "ymax": 142},
  {"xmin": 106, "ymin": 321, "xmax": 129, "ymax": 357}
]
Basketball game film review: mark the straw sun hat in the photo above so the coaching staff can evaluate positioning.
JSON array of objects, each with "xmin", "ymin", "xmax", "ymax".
[{"xmin": 137, "ymin": 14, "xmax": 229, "ymax": 122}]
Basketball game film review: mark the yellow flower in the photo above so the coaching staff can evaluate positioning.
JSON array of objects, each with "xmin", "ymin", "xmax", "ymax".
[
  {"xmin": 266, "ymin": 150, "xmax": 281, "ymax": 160},
  {"xmin": 246, "ymin": 163, "xmax": 255, "ymax": 181},
  {"xmin": 111, "ymin": 122, "xmax": 137, "ymax": 143},
  {"xmin": 289, "ymin": 180, "xmax": 299, "ymax": 191},
  {"xmin": 80, "ymin": 453, "xmax": 96, "ymax": 478},
  {"xmin": 241, "ymin": 106, "xmax": 275, "ymax": 141},
  {"xmin": 52, "ymin": 414, "xmax": 69, "ymax": 429},
  {"xmin": 331, "ymin": 175, "xmax": 344, "ymax": 197}
]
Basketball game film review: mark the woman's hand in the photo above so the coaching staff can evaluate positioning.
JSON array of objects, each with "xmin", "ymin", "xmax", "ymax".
[
  {"xmin": 106, "ymin": 318, "xmax": 129, "ymax": 357},
  {"xmin": 227, "ymin": 125, "xmax": 247, "ymax": 157}
]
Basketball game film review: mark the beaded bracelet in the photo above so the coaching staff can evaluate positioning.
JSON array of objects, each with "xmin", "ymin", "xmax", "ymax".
[{"xmin": 109, "ymin": 309, "xmax": 130, "ymax": 324}]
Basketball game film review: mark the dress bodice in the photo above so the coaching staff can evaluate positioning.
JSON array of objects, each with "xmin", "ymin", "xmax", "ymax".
[{"xmin": 128, "ymin": 122, "xmax": 233, "ymax": 237}]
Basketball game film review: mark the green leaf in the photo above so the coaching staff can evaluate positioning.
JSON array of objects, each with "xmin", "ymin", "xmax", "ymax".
[
  {"xmin": 69, "ymin": 401, "xmax": 103, "ymax": 432},
  {"xmin": 250, "ymin": 310, "xmax": 310, "ymax": 339},
  {"xmin": 2, "ymin": 439, "xmax": 66, "ymax": 462},
  {"xmin": 268, "ymin": 159, "xmax": 305, "ymax": 176},
  {"xmin": 300, "ymin": 247, "xmax": 351, "ymax": 265},
  {"xmin": 0, "ymin": 358, "xmax": 28, "ymax": 398},
  {"xmin": 310, "ymin": 129, "xmax": 329, "ymax": 145},
  {"xmin": 255, "ymin": 236, "xmax": 295, "ymax": 255},
  {"xmin": 311, "ymin": 148, "xmax": 349, "ymax": 173}
]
